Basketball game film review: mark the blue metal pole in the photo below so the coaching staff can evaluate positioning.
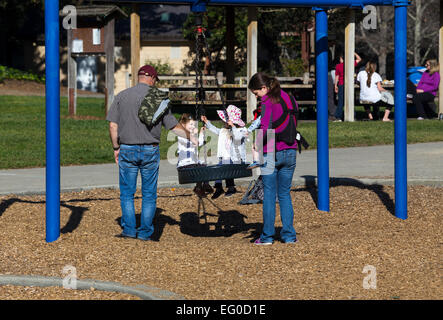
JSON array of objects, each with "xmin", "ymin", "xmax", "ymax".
[
  {"xmin": 315, "ymin": 8, "xmax": 329, "ymax": 212},
  {"xmin": 394, "ymin": 1, "xmax": 408, "ymax": 220},
  {"xmin": 191, "ymin": 0, "xmax": 207, "ymax": 11},
  {"xmin": 45, "ymin": 0, "xmax": 60, "ymax": 242},
  {"xmin": 102, "ymin": 0, "xmax": 396, "ymax": 7},
  {"xmin": 206, "ymin": 0, "xmax": 394, "ymax": 4}
]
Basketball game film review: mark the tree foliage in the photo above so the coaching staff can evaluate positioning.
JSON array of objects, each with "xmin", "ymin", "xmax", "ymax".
[
  {"xmin": 182, "ymin": 7, "xmax": 248, "ymax": 76},
  {"xmin": 2, "ymin": 1, "xmax": 439, "ymax": 79},
  {"xmin": 0, "ymin": 65, "xmax": 45, "ymax": 83},
  {"xmin": 182, "ymin": 7, "xmax": 313, "ymax": 77},
  {"xmin": 352, "ymin": 1, "xmax": 440, "ymax": 78}
]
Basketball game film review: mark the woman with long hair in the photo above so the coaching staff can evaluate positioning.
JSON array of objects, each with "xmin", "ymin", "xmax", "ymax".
[
  {"xmin": 247, "ymin": 72, "xmax": 298, "ymax": 245},
  {"xmin": 412, "ymin": 59, "xmax": 440, "ymax": 120},
  {"xmin": 356, "ymin": 61, "xmax": 394, "ymax": 122}
]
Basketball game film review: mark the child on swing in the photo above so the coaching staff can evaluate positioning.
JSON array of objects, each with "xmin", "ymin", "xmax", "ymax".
[
  {"xmin": 201, "ymin": 105, "xmax": 248, "ymax": 199},
  {"xmin": 177, "ymin": 113, "xmax": 213, "ymax": 198}
]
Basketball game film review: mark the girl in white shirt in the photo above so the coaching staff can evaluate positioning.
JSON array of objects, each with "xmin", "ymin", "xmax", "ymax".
[
  {"xmin": 177, "ymin": 113, "xmax": 213, "ymax": 197},
  {"xmin": 357, "ymin": 61, "xmax": 394, "ymax": 122},
  {"xmin": 201, "ymin": 105, "xmax": 248, "ymax": 199}
]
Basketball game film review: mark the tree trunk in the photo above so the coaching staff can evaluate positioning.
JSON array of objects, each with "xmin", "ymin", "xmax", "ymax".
[
  {"xmin": 414, "ymin": 0, "xmax": 422, "ymax": 65},
  {"xmin": 379, "ymin": 49, "xmax": 387, "ymax": 79},
  {"xmin": 377, "ymin": 8, "xmax": 390, "ymax": 78}
]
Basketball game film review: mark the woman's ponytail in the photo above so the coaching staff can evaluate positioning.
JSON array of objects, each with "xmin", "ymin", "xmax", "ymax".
[
  {"xmin": 268, "ymin": 77, "xmax": 281, "ymax": 103},
  {"xmin": 365, "ymin": 62, "xmax": 376, "ymax": 88}
]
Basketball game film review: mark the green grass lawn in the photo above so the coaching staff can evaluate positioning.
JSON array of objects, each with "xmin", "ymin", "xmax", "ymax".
[{"xmin": 1, "ymin": 95, "xmax": 442, "ymax": 169}]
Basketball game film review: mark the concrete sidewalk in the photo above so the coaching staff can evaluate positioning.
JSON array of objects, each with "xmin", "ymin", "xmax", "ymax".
[{"xmin": 1, "ymin": 142, "xmax": 442, "ymax": 196}]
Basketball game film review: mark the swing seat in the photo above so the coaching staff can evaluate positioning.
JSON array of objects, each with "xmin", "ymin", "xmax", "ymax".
[{"xmin": 177, "ymin": 163, "xmax": 252, "ymax": 184}]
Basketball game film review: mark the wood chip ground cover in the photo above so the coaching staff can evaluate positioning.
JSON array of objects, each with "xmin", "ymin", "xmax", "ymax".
[
  {"xmin": 0, "ymin": 285, "xmax": 140, "ymax": 300},
  {"xmin": 0, "ymin": 185, "xmax": 441, "ymax": 300}
]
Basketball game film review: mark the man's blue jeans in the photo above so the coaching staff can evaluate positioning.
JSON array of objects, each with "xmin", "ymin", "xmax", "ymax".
[
  {"xmin": 260, "ymin": 149, "xmax": 297, "ymax": 243},
  {"xmin": 334, "ymin": 84, "xmax": 344, "ymax": 120},
  {"xmin": 118, "ymin": 144, "xmax": 160, "ymax": 240}
]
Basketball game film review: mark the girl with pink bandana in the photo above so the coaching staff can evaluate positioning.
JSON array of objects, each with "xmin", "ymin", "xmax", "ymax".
[{"xmin": 201, "ymin": 105, "xmax": 248, "ymax": 199}]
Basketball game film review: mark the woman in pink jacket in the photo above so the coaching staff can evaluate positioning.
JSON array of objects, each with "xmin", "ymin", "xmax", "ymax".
[
  {"xmin": 412, "ymin": 59, "xmax": 440, "ymax": 120},
  {"xmin": 248, "ymin": 72, "xmax": 298, "ymax": 245}
]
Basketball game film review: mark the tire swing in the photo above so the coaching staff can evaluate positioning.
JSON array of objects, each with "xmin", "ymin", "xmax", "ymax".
[{"xmin": 177, "ymin": 14, "xmax": 252, "ymax": 185}]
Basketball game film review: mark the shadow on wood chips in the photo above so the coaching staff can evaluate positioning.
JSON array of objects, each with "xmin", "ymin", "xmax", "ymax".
[
  {"xmin": 298, "ymin": 176, "xmax": 395, "ymax": 216},
  {"xmin": 0, "ymin": 178, "xmax": 397, "ymax": 240},
  {"xmin": 0, "ymin": 182, "xmax": 441, "ymax": 300}
]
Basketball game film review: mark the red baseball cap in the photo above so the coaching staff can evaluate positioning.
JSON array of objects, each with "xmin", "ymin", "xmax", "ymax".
[{"xmin": 138, "ymin": 65, "xmax": 159, "ymax": 80}]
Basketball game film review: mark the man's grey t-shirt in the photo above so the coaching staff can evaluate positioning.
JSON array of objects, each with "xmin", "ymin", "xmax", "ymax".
[{"xmin": 106, "ymin": 83, "xmax": 178, "ymax": 144}]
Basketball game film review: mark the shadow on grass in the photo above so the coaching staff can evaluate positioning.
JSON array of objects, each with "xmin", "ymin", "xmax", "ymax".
[{"xmin": 295, "ymin": 175, "xmax": 395, "ymax": 216}]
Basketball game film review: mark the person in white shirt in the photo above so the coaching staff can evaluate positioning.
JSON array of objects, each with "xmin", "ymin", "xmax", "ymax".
[
  {"xmin": 201, "ymin": 105, "xmax": 248, "ymax": 199},
  {"xmin": 356, "ymin": 61, "xmax": 394, "ymax": 122},
  {"xmin": 176, "ymin": 113, "xmax": 213, "ymax": 197}
]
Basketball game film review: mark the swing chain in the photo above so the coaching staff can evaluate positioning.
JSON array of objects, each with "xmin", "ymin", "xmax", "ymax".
[
  {"xmin": 200, "ymin": 30, "xmax": 227, "ymax": 115},
  {"xmin": 194, "ymin": 14, "xmax": 208, "ymax": 164},
  {"xmin": 193, "ymin": 13, "xmax": 234, "ymax": 165},
  {"xmin": 197, "ymin": 26, "xmax": 241, "ymax": 163}
]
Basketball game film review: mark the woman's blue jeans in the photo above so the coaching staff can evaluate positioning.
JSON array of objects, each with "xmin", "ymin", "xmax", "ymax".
[
  {"xmin": 118, "ymin": 144, "xmax": 160, "ymax": 240},
  {"xmin": 259, "ymin": 149, "xmax": 297, "ymax": 243}
]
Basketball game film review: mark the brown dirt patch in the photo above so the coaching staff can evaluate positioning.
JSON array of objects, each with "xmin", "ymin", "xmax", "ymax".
[
  {"xmin": 0, "ymin": 79, "xmax": 102, "ymax": 96},
  {"xmin": 0, "ymin": 185, "xmax": 441, "ymax": 300}
]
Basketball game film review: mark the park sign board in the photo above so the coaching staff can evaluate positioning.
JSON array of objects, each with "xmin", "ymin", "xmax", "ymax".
[{"xmin": 60, "ymin": 5, "xmax": 127, "ymax": 114}]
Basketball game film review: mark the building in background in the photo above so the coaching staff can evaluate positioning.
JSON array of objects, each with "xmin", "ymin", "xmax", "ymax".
[{"xmin": 21, "ymin": 4, "xmax": 191, "ymax": 95}]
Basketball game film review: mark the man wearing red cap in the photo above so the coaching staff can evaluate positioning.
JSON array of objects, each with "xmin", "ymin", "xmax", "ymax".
[
  {"xmin": 137, "ymin": 65, "xmax": 160, "ymax": 81},
  {"xmin": 106, "ymin": 65, "xmax": 192, "ymax": 241}
]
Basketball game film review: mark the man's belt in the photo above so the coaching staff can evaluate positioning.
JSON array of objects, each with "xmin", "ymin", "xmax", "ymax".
[{"xmin": 121, "ymin": 143, "xmax": 159, "ymax": 147}]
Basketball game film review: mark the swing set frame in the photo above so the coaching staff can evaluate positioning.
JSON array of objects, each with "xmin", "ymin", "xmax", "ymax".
[
  {"xmin": 44, "ymin": 0, "xmax": 410, "ymax": 242},
  {"xmin": 178, "ymin": 13, "xmax": 253, "ymax": 185}
]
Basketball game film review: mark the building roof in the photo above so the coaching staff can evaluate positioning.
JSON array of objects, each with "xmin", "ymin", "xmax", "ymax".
[
  {"xmin": 115, "ymin": 4, "xmax": 191, "ymax": 42},
  {"xmin": 59, "ymin": 5, "xmax": 128, "ymax": 19},
  {"xmin": 39, "ymin": 4, "xmax": 190, "ymax": 44}
]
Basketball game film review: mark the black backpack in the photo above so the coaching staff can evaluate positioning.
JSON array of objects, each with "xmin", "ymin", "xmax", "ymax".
[{"xmin": 264, "ymin": 94, "xmax": 309, "ymax": 153}]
